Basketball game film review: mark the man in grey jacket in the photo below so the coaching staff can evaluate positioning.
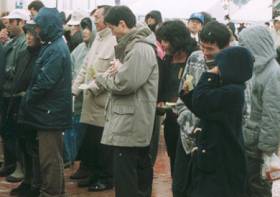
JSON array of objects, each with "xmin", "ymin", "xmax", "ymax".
[
  {"xmin": 239, "ymin": 26, "xmax": 280, "ymax": 197},
  {"xmin": 95, "ymin": 6, "xmax": 158, "ymax": 197}
]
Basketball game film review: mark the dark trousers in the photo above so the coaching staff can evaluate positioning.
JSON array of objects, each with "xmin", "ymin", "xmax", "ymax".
[
  {"xmin": 78, "ymin": 124, "xmax": 113, "ymax": 184},
  {"xmin": 244, "ymin": 154, "xmax": 272, "ymax": 197},
  {"xmin": 38, "ymin": 130, "xmax": 65, "ymax": 197},
  {"xmin": 113, "ymin": 146, "xmax": 153, "ymax": 197},
  {"xmin": 149, "ymin": 115, "xmax": 161, "ymax": 166},
  {"xmin": 172, "ymin": 135, "xmax": 191, "ymax": 197},
  {"xmin": 17, "ymin": 126, "xmax": 40, "ymax": 189},
  {"xmin": 0, "ymin": 97, "xmax": 21, "ymax": 169},
  {"xmin": 163, "ymin": 111, "xmax": 180, "ymax": 177}
]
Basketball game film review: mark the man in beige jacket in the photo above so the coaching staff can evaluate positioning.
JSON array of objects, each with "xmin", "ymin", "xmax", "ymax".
[
  {"xmin": 96, "ymin": 6, "xmax": 158, "ymax": 197},
  {"xmin": 72, "ymin": 5, "xmax": 117, "ymax": 192}
]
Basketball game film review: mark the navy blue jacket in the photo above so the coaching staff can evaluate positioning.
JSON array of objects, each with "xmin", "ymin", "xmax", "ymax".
[
  {"xmin": 180, "ymin": 47, "xmax": 253, "ymax": 197},
  {"xmin": 19, "ymin": 8, "xmax": 72, "ymax": 130}
]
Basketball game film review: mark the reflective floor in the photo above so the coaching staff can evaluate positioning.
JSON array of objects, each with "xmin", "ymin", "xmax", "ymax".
[{"xmin": 1, "ymin": 133, "xmax": 280, "ymax": 197}]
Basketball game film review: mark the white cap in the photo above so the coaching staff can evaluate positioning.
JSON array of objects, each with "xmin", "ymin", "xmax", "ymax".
[
  {"xmin": 67, "ymin": 11, "xmax": 88, "ymax": 26},
  {"xmin": 2, "ymin": 9, "xmax": 30, "ymax": 21}
]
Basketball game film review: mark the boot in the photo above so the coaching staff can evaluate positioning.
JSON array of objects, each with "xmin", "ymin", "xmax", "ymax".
[{"xmin": 6, "ymin": 162, "xmax": 24, "ymax": 182}]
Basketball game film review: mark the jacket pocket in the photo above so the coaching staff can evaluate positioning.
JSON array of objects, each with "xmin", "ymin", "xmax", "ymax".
[
  {"xmin": 243, "ymin": 120, "xmax": 259, "ymax": 147},
  {"xmin": 95, "ymin": 57, "xmax": 111, "ymax": 72},
  {"xmin": 110, "ymin": 105, "xmax": 135, "ymax": 135},
  {"xmin": 196, "ymin": 146, "xmax": 217, "ymax": 173}
]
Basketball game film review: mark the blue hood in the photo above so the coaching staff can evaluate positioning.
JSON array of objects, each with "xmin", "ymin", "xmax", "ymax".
[{"xmin": 35, "ymin": 8, "xmax": 63, "ymax": 42}]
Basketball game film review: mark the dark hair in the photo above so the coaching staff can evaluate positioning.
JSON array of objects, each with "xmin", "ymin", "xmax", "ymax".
[
  {"xmin": 90, "ymin": 8, "xmax": 97, "ymax": 16},
  {"xmin": 0, "ymin": 20, "xmax": 5, "ymax": 31},
  {"xmin": 80, "ymin": 17, "xmax": 92, "ymax": 31},
  {"xmin": 97, "ymin": 5, "xmax": 112, "ymax": 18},
  {"xmin": 28, "ymin": 0, "xmax": 45, "ymax": 11},
  {"xmin": 23, "ymin": 23, "xmax": 36, "ymax": 34},
  {"xmin": 224, "ymin": 14, "xmax": 230, "ymax": 20},
  {"xmin": 156, "ymin": 20, "xmax": 198, "ymax": 54},
  {"xmin": 199, "ymin": 21, "xmax": 231, "ymax": 49},
  {"xmin": 145, "ymin": 10, "xmax": 163, "ymax": 24},
  {"xmin": 201, "ymin": 12, "xmax": 213, "ymax": 25},
  {"xmin": 105, "ymin": 6, "xmax": 136, "ymax": 28}
]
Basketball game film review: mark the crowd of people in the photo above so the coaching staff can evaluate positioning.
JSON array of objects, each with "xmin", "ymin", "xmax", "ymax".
[{"xmin": 0, "ymin": 1, "xmax": 280, "ymax": 197}]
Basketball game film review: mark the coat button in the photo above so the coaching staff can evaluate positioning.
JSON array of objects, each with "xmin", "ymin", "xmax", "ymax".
[{"xmin": 202, "ymin": 149, "xmax": 206, "ymax": 153}]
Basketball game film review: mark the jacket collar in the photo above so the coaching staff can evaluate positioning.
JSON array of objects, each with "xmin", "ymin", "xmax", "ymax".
[
  {"xmin": 115, "ymin": 28, "xmax": 137, "ymax": 61},
  {"xmin": 97, "ymin": 27, "xmax": 111, "ymax": 40}
]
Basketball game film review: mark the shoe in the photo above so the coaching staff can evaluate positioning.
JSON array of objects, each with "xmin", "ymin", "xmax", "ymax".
[
  {"xmin": 64, "ymin": 161, "xmax": 73, "ymax": 169},
  {"xmin": 19, "ymin": 187, "xmax": 40, "ymax": 197},
  {"xmin": 70, "ymin": 166, "xmax": 89, "ymax": 180},
  {"xmin": 6, "ymin": 162, "xmax": 24, "ymax": 182},
  {"xmin": 10, "ymin": 182, "xmax": 30, "ymax": 196},
  {"xmin": 77, "ymin": 177, "xmax": 91, "ymax": 188},
  {"xmin": 6, "ymin": 175, "xmax": 23, "ymax": 183},
  {"xmin": 0, "ymin": 164, "xmax": 16, "ymax": 177},
  {"xmin": 88, "ymin": 181, "xmax": 113, "ymax": 192}
]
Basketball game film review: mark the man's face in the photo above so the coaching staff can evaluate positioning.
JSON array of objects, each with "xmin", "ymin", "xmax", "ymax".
[
  {"xmin": 200, "ymin": 41, "xmax": 221, "ymax": 60},
  {"xmin": 188, "ymin": 19, "xmax": 202, "ymax": 34},
  {"xmin": 93, "ymin": 8, "xmax": 106, "ymax": 32},
  {"xmin": 82, "ymin": 28, "xmax": 91, "ymax": 43},
  {"xmin": 29, "ymin": 8, "xmax": 38, "ymax": 17},
  {"xmin": 7, "ymin": 19, "xmax": 24, "ymax": 37},
  {"xmin": 108, "ymin": 21, "xmax": 127, "ymax": 39},
  {"xmin": 274, "ymin": 20, "xmax": 280, "ymax": 31}
]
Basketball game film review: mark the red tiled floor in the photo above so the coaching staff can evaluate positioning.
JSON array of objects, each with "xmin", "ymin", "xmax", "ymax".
[{"xmin": 1, "ymin": 133, "xmax": 280, "ymax": 197}]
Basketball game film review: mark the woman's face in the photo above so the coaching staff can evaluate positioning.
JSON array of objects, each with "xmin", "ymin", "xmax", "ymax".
[
  {"xmin": 82, "ymin": 28, "xmax": 92, "ymax": 43},
  {"xmin": 26, "ymin": 32, "xmax": 36, "ymax": 47}
]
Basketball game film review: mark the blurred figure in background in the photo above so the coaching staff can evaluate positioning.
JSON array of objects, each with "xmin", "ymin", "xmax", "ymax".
[
  {"xmin": 28, "ymin": 0, "xmax": 45, "ymax": 19},
  {"xmin": 0, "ymin": 9, "xmax": 29, "ymax": 182},
  {"xmin": 10, "ymin": 22, "xmax": 42, "ymax": 197},
  {"xmin": 145, "ymin": 10, "xmax": 164, "ymax": 167},
  {"xmin": 63, "ymin": 17, "xmax": 96, "ymax": 169},
  {"xmin": 66, "ymin": 11, "xmax": 85, "ymax": 52},
  {"xmin": 271, "ymin": 16, "xmax": 280, "ymax": 48},
  {"xmin": 0, "ymin": 20, "xmax": 9, "ymax": 45},
  {"xmin": 188, "ymin": 12, "xmax": 204, "ymax": 42}
]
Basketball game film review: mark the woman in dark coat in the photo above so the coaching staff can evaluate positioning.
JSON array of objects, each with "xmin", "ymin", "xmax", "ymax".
[
  {"xmin": 156, "ymin": 20, "xmax": 198, "ymax": 176},
  {"xmin": 180, "ymin": 46, "xmax": 254, "ymax": 197}
]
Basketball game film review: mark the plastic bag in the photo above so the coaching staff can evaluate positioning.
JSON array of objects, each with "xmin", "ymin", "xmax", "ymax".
[{"xmin": 262, "ymin": 153, "xmax": 280, "ymax": 181}]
